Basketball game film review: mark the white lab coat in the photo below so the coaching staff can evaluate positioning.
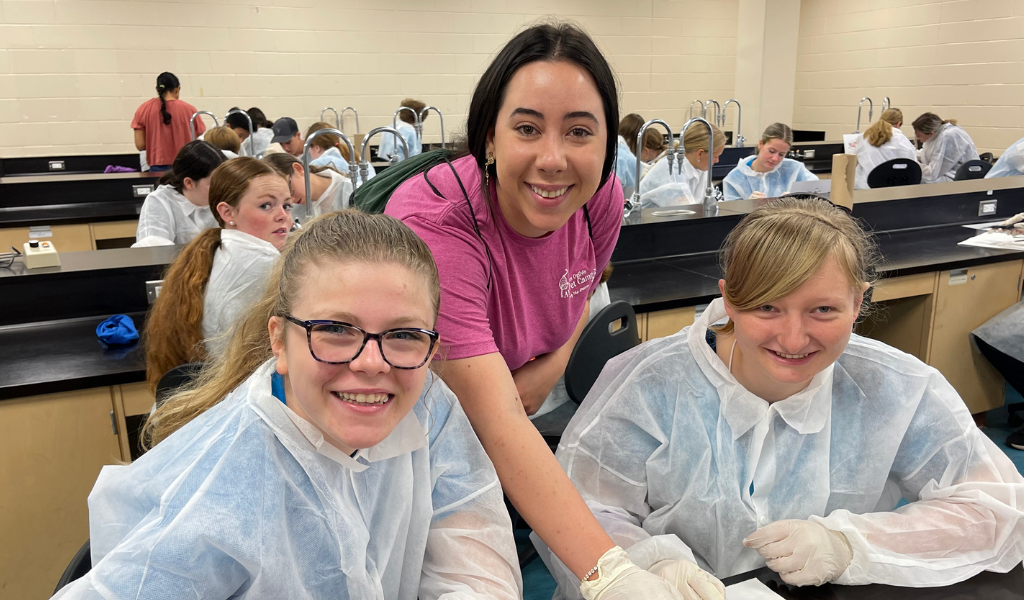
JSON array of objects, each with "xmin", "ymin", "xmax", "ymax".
[
  {"xmin": 638, "ymin": 153, "xmax": 709, "ymax": 207},
  {"xmin": 52, "ymin": 360, "xmax": 522, "ymax": 600},
  {"xmin": 239, "ymin": 127, "xmax": 274, "ymax": 158},
  {"xmin": 986, "ymin": 135, "xmax": 1024, "ymax": 179},
  {"xmin": 133, "ymin": 184, "xmax": 219, "ymax": 247},
  {"xmin": 378, "ymin": 121, "xmax": 421, "ymax": 162},
  {"xmin": 202, "ymin": 229, "xmax": 279, "ymax": 356},
  {"xmin": 854, "ymin": 129, "xmax": 919, "ymax": 189},
  {"xmin": 538, "ymin": 298, "xmax": 1024, "ymax": 597},
  {"xmin": 307, "ymin": 168, "xmax": 354, "ymax": 216},
  {"xmin": 918, "ymin": 123, "xmax": 979, "ymax": 184},
  {"xmin": 311, "ymin": 146, "xmax": 377, "ymax": 182}
]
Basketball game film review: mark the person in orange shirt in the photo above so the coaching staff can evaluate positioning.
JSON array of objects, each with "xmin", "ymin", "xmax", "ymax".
[{"xmin": 132, "ymin": 72, "xmax": 205, "ymax": 172}]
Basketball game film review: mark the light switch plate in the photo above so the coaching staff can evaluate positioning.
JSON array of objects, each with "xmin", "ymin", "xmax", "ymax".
[
  {"xmin": 979, "ymin": 199, "xmax": 997, "ymax": 216},
  {"xmin": 146, "ymin": 280, "xmax": 163, "ymax": 304}
]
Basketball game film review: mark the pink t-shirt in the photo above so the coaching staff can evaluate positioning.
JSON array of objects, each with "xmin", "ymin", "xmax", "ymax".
[
  {"xmin": 131, "ymin": 98, "xmax": 205, "ymax": 166},
  {"xmin": 386, "ymin": 155, "xmax": 622, "ymax": 370}
]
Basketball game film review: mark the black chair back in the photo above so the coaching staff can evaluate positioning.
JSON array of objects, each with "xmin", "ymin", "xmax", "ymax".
[
  {"xmin": 954, "ymin": 159, "xmax": 992, "ymax": 181},
  {"xmin": 867, "ymin": 158, "xmax": 922, "ymax": 188},
  {"xmin": 979, "ymin": 152, "xmax": 995, "ymax": 164},
  {"xmin": 564, "ymin": 301, "xmax": 642, "ymax": 405},
  {"xmin": 155, "ymin": 362, "xmax": 205, "ymax": 407},
  {"xmin": 54, "ymin": 539, "xmax": 91, "ymax": 594}
]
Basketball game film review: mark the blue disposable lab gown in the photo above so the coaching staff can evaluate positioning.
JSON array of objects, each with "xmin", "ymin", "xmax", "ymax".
[
  {"xmin": 722, "ymin": 156, "xmax": 817, "ymax": 201},
  {"xmin": 378, "ymin": 121, "xmax": 422, "ymax": 162},
  {"xmin": 986, "ymin": 135, "xmax": 1024, "ymax": 179}
]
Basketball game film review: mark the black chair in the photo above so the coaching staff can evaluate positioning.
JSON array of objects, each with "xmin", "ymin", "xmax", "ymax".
[
  {"xmin": 155, "ymin": 362, "xmax": 205, "ymax": 408},
  {"xmin": 979, "ymin": 152, "xmax": 995, "ymax": 164},
  {"xmin": 54, "ymin": 539, "xmax": 90, "ymax": 594},
  {"xmin": 867, "ymin": 158, "xmax": 922, "ymax": 188},
  {"xmin": 564, "ymin": 301, "xmax": 642, "ymax": 405},
  {"xmin": 954, "ymin": 159, "xmax": 992, "ymax": 181}
]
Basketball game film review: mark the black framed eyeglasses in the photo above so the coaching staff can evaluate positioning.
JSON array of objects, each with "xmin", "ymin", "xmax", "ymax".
[{"xmin": 283, "ymin": 315, "xmax": 438, "ymax": 369}]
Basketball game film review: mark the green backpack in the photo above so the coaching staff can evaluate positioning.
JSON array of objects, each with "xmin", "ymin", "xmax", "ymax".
[{"xmin": 351, "ymin": 149, "xmax": 457, "ymax": 214}]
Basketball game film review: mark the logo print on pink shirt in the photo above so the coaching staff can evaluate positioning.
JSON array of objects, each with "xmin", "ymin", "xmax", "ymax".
[{"xmin": 559, "ymin": 268, "xmax": 596, "ymax": 300}]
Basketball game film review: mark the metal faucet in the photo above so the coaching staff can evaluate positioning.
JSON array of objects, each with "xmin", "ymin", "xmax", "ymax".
[
  {"xmin": 855, "ymin": 97, "xmax": 874, "ymax": 133},
  {"xmin": 722, "ymin": 99, "xmax": 744, "ymax": 147},
  {"xmin": 320, "ymin": 107, "xmax": 341, "ymax": 130},
  {"xmin": 702, "ymin": 100, "xmax": 721, "ymax": 128},
  {"xmin": 679, "ymin": 117, "xmax": 717, "ymax": 215},
  {"xmin": 418, "ymin": 106, "xmax": 446, "ymax": 149},
  {"xmin": 341, "ymin": 107, "xmax": 360, "ymax": 134},
  {"xmin": 360, "ymin": 127, "xmax": 409, "ymax": 185},
  {"xmin": 391, "ymin": 107, "xmax": 420, "ymax": 164},
  {"xmin": 624, "ymin": 119, "xmax": 674, "ymax": 219},
  {"xmin": 225, "ymin": 109, "xmax": 256, "ymax": 158},
  {"xmin": 301, "ymin": 128, "xmax": 357, "ymax": 222},
  {"xmin": 689, "ymin": 100, "xmax": 704, "ymax": 120},
  {"xmin": 189, "ymin": 111, "xmax": 220, "ymax": 141},
  {"xmin": 881, "ymin": 97, "xmax": 891, "ymax": 112}
]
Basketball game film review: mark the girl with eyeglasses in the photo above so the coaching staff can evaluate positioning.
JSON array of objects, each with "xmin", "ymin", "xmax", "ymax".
[{"xmin": 52, "ymin": 211, "xmax": 521, "ymax": 600}]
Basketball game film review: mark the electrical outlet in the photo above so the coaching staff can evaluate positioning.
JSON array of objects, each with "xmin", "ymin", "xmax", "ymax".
[
  {"xmin": 133, "ymin": 184, "xmax": 154, "ymax": 198},
  {"xmin": 146, "ymin": 280, "xmax": 163, "ymax": 304},
  {"xmin": 979, "ymin": 199, "xmax": 998, "ymax": 216},
  {"xmin": 48, "ymin": 160, "xmax": 65, "ymax": 171}
]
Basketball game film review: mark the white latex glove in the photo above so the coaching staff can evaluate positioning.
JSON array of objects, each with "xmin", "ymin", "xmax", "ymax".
[
  {"xmin": 580, "ymin": 546, "xmax": 687, "ymax": 600},
  {"xmin": 749, "ymin": 191, "xmax": 767, "ymax": 199},
  {"xmin": 649, "ymin": 558, "xmax": 726, "ymax": 600},
  {"xmin": 743, "ymin": 519, "xmax": 853, "ymax": 586}
]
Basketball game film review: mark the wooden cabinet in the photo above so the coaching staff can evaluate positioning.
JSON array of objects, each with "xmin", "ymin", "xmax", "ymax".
[
  {"xmin": 641, "ymin": 306, "xmax": 696, "ymax": 341},
  {"xmin": 0, "ymin": 224, "xmax": 93, "ymax": 253},
  {"xmin": 111, "ymin": 383, "xmax": 156, "ymax": 461},
  {"xmin": 0, "ymin": 387, "xmax": 122, "ymax": 600},
  {"xmin": 90, "ymin": 219, "xmax": 138, "ymax": 249}
]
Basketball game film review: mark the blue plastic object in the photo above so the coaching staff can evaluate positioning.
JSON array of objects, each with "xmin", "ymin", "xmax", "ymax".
[{"xmin": 96, "ymin": 314, "xmax": 139, "ymax": 346}]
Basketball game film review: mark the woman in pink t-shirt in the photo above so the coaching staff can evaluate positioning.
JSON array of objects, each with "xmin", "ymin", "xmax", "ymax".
[
  {"xmin": 386, "ymin": 23, "xmax": 723, "ymax": 600},
  {"xmin": 132, "ymin": 72, "xmax": 205, "ymax": 172}
]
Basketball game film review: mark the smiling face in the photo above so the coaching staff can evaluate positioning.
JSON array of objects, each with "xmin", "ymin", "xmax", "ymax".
[
  {"xmin": 486, "ymin": 60, "xmax": 607, "ymax": 238},
  {"xmin": 753, "ymin": 138, "xmax": 790, "ymax": 172},
  {"xmin": 269, "ymin": 261, "xmax": 436, "ymax": 454},
  {"xmin": 217, "ymin": 174, "xmax": 292, "ymax": 250},
  {"xmin": 720, "ymin": 254, "xmax": 865, "ymax": 402}
]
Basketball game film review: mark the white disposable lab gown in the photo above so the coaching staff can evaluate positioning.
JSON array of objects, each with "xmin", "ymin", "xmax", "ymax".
[
  {"xmin": 722, "ymin": 157, "xmax": 817, "ymax": 201},
  {"xmin": 854, "ymin": 129, "xmax": 919, "ymax": 189},
  {"xmin": 919, "ymin": 123, "xmax": 979, "ymax": 184},
  {"xmin": 52, "ymin": 360, "xmax": 522, "ymax": 600},
  {"xmin": 638, "ymin": 153, "xmax": 709, "ymax": 207},
  {"xmin": 538, "ymin": 298, "xmax": 1024, "ymax": 597},
  {"xmin": 986, "ymin": 135, "xmax": 1024, "ymax": 179},
  {"xmin": 133, "ymin": 184, "xmax": 219, "ymax": 247},
  {"xmin": 378, "ymin": 121, "xmax": 421, "ymax": 162},
  {"xmin": 202, "ymin": 229, "xmax": 279, "ymax": 356},
  {"xmin": 311, "ymin": 146, "xmax": 377, "ymax": 182},
  {"xmin": 307, "ymin": 168, "xmax": 354, "ymax": 215},
  {"xmin": 239, "ymin": 127, "xmax": 274, "ymax": 158}
]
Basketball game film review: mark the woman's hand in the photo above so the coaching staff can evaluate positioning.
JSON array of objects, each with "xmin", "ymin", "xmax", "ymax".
[
  {"xmin": 743, "ymin": 519, "xmax": 853, "ymax": 586},
  {"xmin": 648, "ymin": 558, "xmax": 726, "ymax": 600},
  {"xmin": 581, "ymin": 547, "xmax": 688, "ymax": 600},
  {"xmin": 749, "ymin": 191, "xmax": 767, "ymax": 199}
]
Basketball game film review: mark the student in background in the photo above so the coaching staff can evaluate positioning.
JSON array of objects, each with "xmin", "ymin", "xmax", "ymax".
[
  {"xmin": 913, "ymin": 112, "xmax": 979, "ymax": 184},
  {"xmin": 722, "ymin": 123, "xmax": 817, "ymax": 200},
  {"xmin": 854, "ymin": 108, "xmax": 918, "ymax": 189},
  {"xmin": 305, "ymin": 122, "xmax": 376, "ymax": 181},
  {"xmin": 134, "ymin": 141, "xmax": 225, "ymax": 247},
  {"xmin": 131, "ymin": 72, "xmax": 205, "ymax": 172},
  {"xmin": 143, "ymin": 158, "xmax": 291, "ymax": 386},
  {"xmin": 264, "ymin": 152, "xmax": 353, "ymax": 216},
  {"xmin": 234, "ymin": 107, "xmax": 275, "ymax": 158},
  {"xmin": 267, "ymin": 117, "xmax": 304, "ymax": 157},
  {"xmin": 639, "ymin": 123, "xmax": 726, "ymax": 207},
  {"xmin": 204, "ymin": 126, "xmax": 241, "ymax": 159},
  {"xmin": 986, "ymin": 135, "xmax": 1024, "ymax": 179},
  {"xmin": 378, "ymin": 98, "xmax": 424, "ymax": 162}
]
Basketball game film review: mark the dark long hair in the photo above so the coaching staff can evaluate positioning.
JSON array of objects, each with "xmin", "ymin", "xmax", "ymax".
[
  {"xmin": 247, "ymin": 107, "xmax": 274, "ymax": 129},
  {"xmin": 156, "ymin": 72, "xmax": 180, "ymax": 126},
  {"xmin": 467, "ymin": 23, "xmax": 619, "ymax": 187},
  {"xmin": 158, "ymin": 140, "xmax": 226, "ymax": 193}
]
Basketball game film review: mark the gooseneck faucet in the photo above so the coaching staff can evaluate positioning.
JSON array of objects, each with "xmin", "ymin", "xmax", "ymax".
[
  {"xmin": 855, "ymin": 97, "xmax": 874, "ymax": 133},
  {"xmin": 881, "ymin": 97, "xmax": 891, "ymax": 112},
  {"xmin": 624, "ymin": 119, "xmax": 674, "ymax": 218},
  {"xmin": 189, "ymin": 111, "xmax": 220, "ymax": 141},
  {"xmin": 391, "ymin": 107, "xmax": 420, "ymax": 164},
  {"xmin": 722, "ymin": 99, "xmax": 744, "ymax": 147},
  {"xmin": 225, "ymin": 109, "xmax": 256, "ymax": 158},
  {"xmin": 679, "ymin": 117, "xmax": 717, "ymax": 215},
  {"xmin": 341, "ymin": 107, "xmax": 360, "ymax": 134},
  {"xmin": 301, "ymin": 128, "xmax": 357, "ymax": 222},
  {"xmin": 419, "ymin": 106, "xmax": 446, "ymax": 149},
  {"xmin": 320, "ymin": 107, "xmax": 341, "ymax": 130},
  {"xmin": 689, "ymin": 99, "xmax": 704, "ymax": 120},
  {"xmin": 701, "ymin": 100, "xmax": 721, "ymax": 129},
  {"xmin": 360, "ymin": 127, "xmax": 408, "ymax": 185}
]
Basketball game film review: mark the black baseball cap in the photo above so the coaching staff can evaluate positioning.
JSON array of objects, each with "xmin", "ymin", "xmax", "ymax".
[{"xmin": 271, "ymin": 117, "xmax": 299, "ymax": 143}]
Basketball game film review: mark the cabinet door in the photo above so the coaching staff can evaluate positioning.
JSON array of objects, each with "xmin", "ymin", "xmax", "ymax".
[
  {"xmin": 0, "ymin": 224, "xmax": 94, "ymax": 253},
  {"xmin": 645, "ymin": 306, "xmax": 696, "ymax": 341},
  {"xmin": 930, "ymin": 260, "xmax": 1024, "ymax": 413},
  {"xmin": 0, "ymin": 387, "xmax": 122, "ymax": 600}
]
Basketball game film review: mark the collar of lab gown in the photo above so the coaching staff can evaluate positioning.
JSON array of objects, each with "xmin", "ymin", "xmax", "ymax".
[
  {"xmin": 220, "ymin": 228, "xmax": 280, "ymax": 255},
  {"xmin": 688, "ymin": 298, "xmax": 834, "ymax": 440},
  {"xmin": 735, "ymin": 154, "xmax": 782, "ymax": 178},
  {"xmin": 246, "ymin": 360, "xmax": 429, "ymax": 472},
  {"xmin": 156, "ymin": 184, "xmax": 204, "ymax": 219}
]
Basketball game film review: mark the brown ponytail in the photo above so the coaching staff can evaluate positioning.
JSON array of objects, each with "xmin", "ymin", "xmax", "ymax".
[
  {"xmin": 144, "ymin": 228, "xmax": 221, "ymax": 391},
  {"xmin": 864, "ymin": 119, "xmax": 893, "ymax": 148}
]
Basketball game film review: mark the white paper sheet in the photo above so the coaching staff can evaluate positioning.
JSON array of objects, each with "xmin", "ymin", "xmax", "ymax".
[
  {"xmin": 958, "ymin": 230, "xmax": 1024, "ymax": 250},
  {"xmin": 724, "ymin": 577, "xmax": 786, "ymax": 600}
]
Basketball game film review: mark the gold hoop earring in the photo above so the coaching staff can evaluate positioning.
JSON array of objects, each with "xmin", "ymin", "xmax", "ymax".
[{"xmin": 484, "ymin": 154, "xmax": 495, "ymax": 188}]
